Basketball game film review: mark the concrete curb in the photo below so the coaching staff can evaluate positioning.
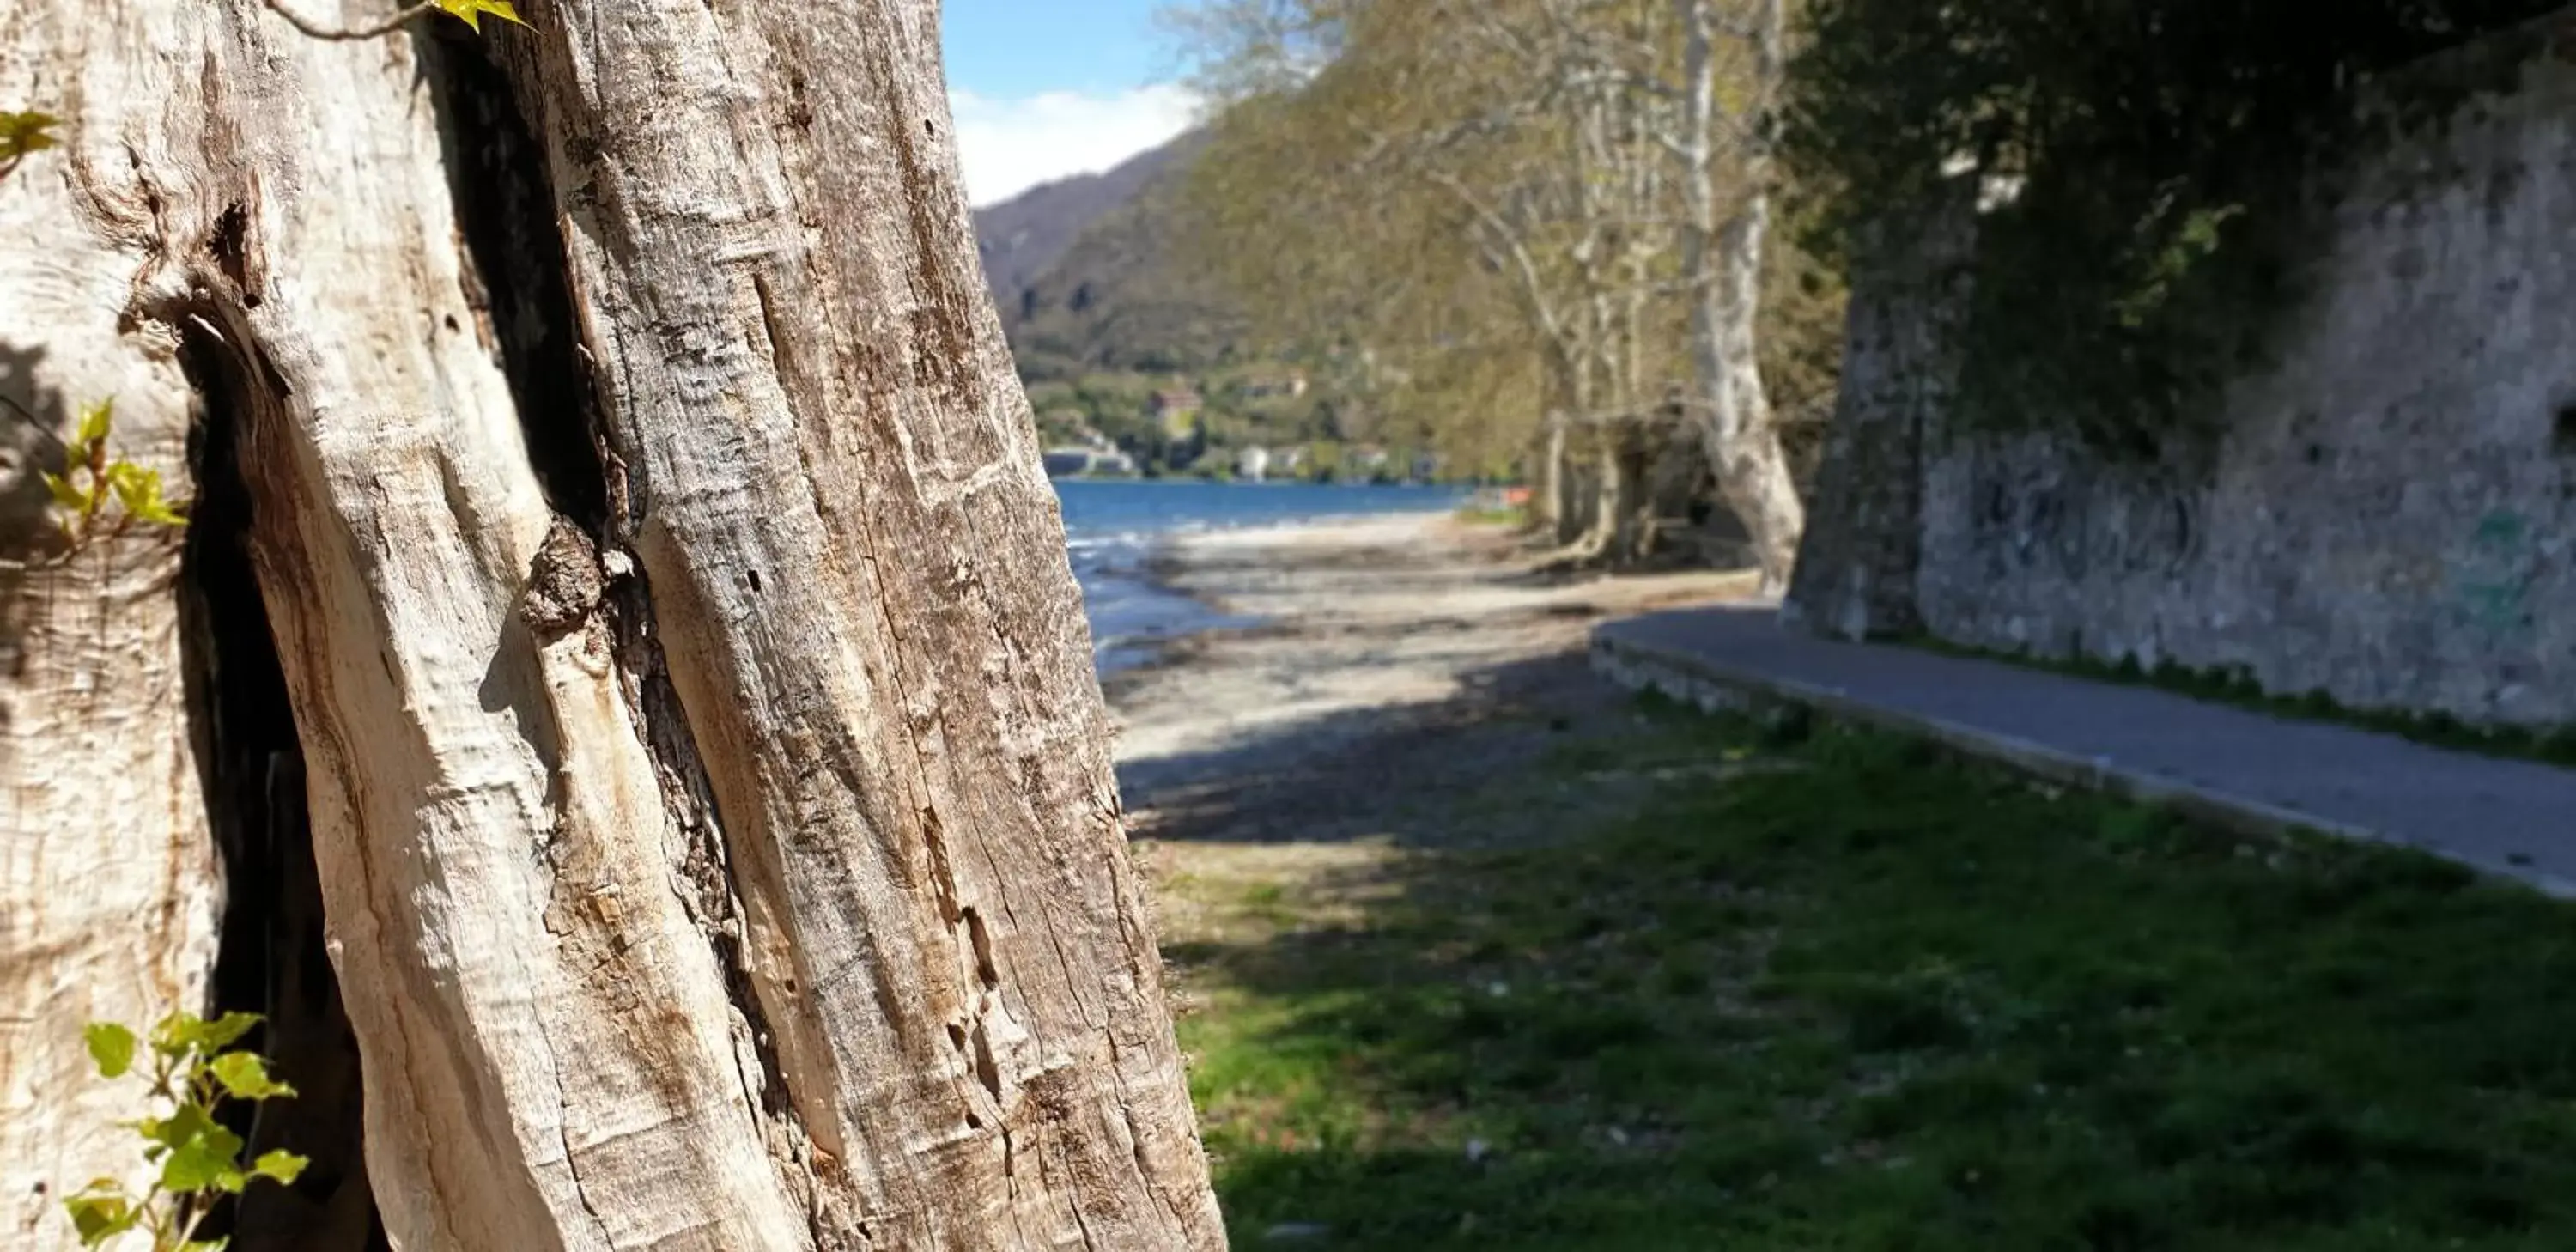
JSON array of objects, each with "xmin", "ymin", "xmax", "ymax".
[{"xmin": 1589, "ymin": 628, "xmax": 2576, "ymax": 900}]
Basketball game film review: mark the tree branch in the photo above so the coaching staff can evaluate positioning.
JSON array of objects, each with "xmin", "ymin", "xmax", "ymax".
[{"xmin": 261, "ymin": 0, "xmax": 435, "ymax": 41}]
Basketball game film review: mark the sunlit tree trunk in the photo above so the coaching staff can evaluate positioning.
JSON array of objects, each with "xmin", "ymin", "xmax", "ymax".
[
  {"xmin": 0, "ymin": 43, "xmax": 222, "ymax": 1233},
  {"xmin": 1534, "ymin": 415, "xmax": 1567, "ymax": 532},
  {"xmin": 1675, "ymin": 0, "xmax": 1804, "ymax": 593},
  {"xmin": 0, "ymin": 0, "xmax": 1220, "ymax": 1246}
]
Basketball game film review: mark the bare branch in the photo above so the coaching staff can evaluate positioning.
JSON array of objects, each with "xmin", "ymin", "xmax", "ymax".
[{"xmin": 260, "ymin": 0, "xmax": 435, "ymax": 41}]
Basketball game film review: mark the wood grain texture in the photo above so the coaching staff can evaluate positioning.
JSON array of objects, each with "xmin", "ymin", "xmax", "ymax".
[
  {"xmin": 2, "ymin": 0, "xmax": 239, "ymax": 1236},
  {"xmin": 503, "ymin": 0, "xmax": 1225, "ymax": 1242},
  {"xmin": 3, "ymin": 0, "xmax": 1218, "ymax": 1245}
]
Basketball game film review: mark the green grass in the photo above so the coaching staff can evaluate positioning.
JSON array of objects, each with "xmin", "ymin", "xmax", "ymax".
[
  {"xmin": 1174, "ymin": 705, "xmax": 2576, "ymax": 1249},
  {"xmin": 1455, "ymin": 505, "xmax": 1529, "ymax": 527},
  {"xmin": 1905, "ymin": 635, "xmax": 2576, "ymax": 769}
]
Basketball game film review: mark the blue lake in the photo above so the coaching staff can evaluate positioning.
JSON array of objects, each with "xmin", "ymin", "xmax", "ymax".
[{"xmin": 1056, "ymin": 479, "xmax": 1472, "ymax": 672}]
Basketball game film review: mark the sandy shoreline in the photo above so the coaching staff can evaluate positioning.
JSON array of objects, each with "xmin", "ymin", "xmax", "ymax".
[{"xmin": 1106, "ymin": 513, "xmax": 1758, "ymax": 847}]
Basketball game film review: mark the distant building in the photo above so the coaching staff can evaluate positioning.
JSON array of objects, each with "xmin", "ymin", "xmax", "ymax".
[
  {"xmin": 1039, "ymin": 410, "xmax": 1115, "ymax": 453},
  {"xmin": 1146, "ymin": 388, "xmax": 1202, "ymax": 438},
  {"xmin": 1042, "ymin": 447, "xmax": 1139, "ymax": 479},
  {"xmin": 1242, "ymin": 374, "xmax": 1309, "ymax": 400},
  {"xmin": 1236, "ymin": 445, "xmax": 1273, "ymax": 483}
]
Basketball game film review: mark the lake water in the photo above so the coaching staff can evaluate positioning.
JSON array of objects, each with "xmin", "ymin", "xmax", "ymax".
[{"xmin": 1058, "ymin": 479, "xmax": 1472, "ymax": 672}]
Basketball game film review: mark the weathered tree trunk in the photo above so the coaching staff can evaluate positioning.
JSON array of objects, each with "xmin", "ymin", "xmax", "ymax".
[
  {"xmin": 0, "ymin": 43, "xmax": 222, "ymax": 1234},
  {"xmin": 1, "ymin": 0, "xmax": 1221, "ymax": 1247},
  {"xmin": 1572, "ymin": 433, "xmax": 1624, "ymax": 560},
  {"xmin": 1532, "ymin": 417, "xmax": 1565, "ymax": 533},
  {"xmin": 1534, "ymin": 345, "xmax": 1585, "ymax": 546},
  {"xmin": 1608, "ymin": 422, "xmax": 1665, "ymax": 565},
  {"xmin": 1556, "ymin": 365, "xmax": 1604, "ymax": 551},
  {"xmin": 1675, "ymin": 0, "xmax": 1805, "ymax": 594}
]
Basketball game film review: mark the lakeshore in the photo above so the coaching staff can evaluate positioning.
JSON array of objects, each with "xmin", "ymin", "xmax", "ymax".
[
  {"xmin": 1056, "ymin": 478, "xmax": 1473, "ymax": 674},
  {"xmin": 1105, "ymin": 514, "xmax": 1758, "ymax": 842}
]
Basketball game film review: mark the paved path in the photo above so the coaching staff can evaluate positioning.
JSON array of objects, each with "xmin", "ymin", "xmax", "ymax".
[{"xmin": 1592, "ymin": 604, "xmax": 2576, "ymax": 896}]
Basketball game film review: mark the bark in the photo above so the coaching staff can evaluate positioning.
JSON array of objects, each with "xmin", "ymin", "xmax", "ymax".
[
  {"xmin": 0, "ymin": 80, "xmax": 221, "ymax": 1241},
  {"xmin": 1609, "ymin": 423, "xmax": 1663, "ymax": 566},
  {"xmin": 1675, "ymin": 0, "xmax": 1805, "ymax": 594},
  {"xmin": 1554, "ymin": 353, "xmax": 1602, "ymax": 550},
  {"xmin": 1533, "ymin": 416, "xmax": 1565, "ymax": 532},
  {"xmin": 1573, "ymin": 435, "xmax": 1622, "ymax": 558},
  {"xmin": 1, "ymin": 0, "xmax": 1220, "ymax": 1246}
]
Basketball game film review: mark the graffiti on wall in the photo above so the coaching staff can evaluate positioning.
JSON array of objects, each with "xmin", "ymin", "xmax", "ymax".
[
  {"xmin": 2452, "ymin": 508, "xmax": 2538, "ymax": 642},
  {"xmin": 1970, "ymin": 462, "xmax": 2200, "ymax": 583}
]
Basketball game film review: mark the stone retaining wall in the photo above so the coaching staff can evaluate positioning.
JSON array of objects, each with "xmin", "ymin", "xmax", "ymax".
[{"xmin": 1792, "ymin": 11, "xmax": 2576, "ymax": 728}]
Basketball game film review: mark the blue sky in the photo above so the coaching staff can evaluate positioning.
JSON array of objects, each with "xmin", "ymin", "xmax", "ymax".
[
  {"xmin": 944, "ymin": 0, "xmax": 1201, "ymax": 206},
  {"xmin": 944, "ymin": 0, "xmax": 1169, "ymax": 98}
]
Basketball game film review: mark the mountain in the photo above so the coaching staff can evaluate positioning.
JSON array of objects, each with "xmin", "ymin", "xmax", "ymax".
[
  {"xmin": 969, "ymin": 134, "xmax": 1388, "ymax": 480},
  {"xmin": 971, "ymin": 132, "xmax": 1244, "ymax": 383},
  {"xmin": 972, "ymin": 135, "xmax": 1197, "ymax": 322}
]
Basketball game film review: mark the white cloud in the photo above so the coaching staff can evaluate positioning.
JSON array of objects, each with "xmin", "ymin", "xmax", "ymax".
[{"xmin": 947, "ymin": 83, "xmax": 1198, "ymax": 207}]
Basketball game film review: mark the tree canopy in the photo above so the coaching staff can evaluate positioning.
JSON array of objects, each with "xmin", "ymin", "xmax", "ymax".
[{"xmin": 1172, "ymin": 0, "xmax": 1846, "ymax": 537}]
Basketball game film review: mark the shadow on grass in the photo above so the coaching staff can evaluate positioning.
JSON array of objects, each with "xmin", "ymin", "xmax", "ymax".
[
  {"xmin": 1155, "ymin": 694, "xmax": 2576, "ymax": 1250},
  {"xmin": 1118, "ymin": 649, "xmax": 1661, "ymax": 850}
]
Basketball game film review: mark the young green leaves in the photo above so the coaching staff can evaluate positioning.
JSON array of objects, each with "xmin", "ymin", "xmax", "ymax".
[
  {"xmin": 42, "ymin": 399, "xmax": 188, "ymax": 550},
  {"xmin": 86, "ymin": 1022, "xmax": 139, "ymax": 1080},
  {"xmin": 66, "ymin": 1011, "xmax": 308, "ymax": 1252},
  {"xmin": 0, "ymin": 109, "xmax": 58, "ymax": 181},
  {"xmin": 431, "ymin": 0, "xmax": 526, "ymax": 32}
]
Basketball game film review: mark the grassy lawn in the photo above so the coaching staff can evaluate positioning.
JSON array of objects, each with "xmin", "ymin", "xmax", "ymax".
[{"xmin": 1163, "ymin": 703, "xmax": 2576, "ymax": 1249}]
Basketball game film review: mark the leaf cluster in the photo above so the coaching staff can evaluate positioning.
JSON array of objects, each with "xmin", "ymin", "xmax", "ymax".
[
  {"xmin": 67, "ymin": 1012, "xmax": 307, "ymax": 1251},
  {"xmin": 1171, "ymin": 0, "xmax": 1853, "ymax": 490},
  {"xmin": 41, "ymin": 400, "xmax": 188, "ymax": 549},
  {"xmin": 0, "ymin": 109, "xmax": 59, "ymax": 182},
  {"xmin": 431, "ymin": 0, "xmax": 523, "ymax": 33}
]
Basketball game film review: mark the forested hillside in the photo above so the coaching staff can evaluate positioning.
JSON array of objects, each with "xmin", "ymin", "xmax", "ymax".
[
  {"xmin": 973, "ymin": 136, "xmax": 1198, "ymax": 328},
  {"xmin": 971, "ymin": 132, "xmax": 1443, "ymax": 481}
]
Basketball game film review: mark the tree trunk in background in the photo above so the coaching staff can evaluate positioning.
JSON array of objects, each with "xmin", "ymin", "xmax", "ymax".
[
  {"xmin": 1696, "ymin": 198, "xmax": 1805, "ymax": 592},
  {"xmin": 1675, "ymin": 0, "xmax": 1804, "ymax": 593},
  {"xmin": 1537, "ymin": 347, "xmax": 1583, "ymax": 545},
  {"xmin": 1573, "ymin": 433, "xmax": 1625, "ymax": 560},
  {"xmin": 0, "ymin": 0, "xmax": 1221, "ymax": 1246},
  {"xmin": 1609, "ymin": 425, "xmax": 1662, "ymax": 565},
  {"xmin": 1533, "ymin": 418, "xmax": 1565, "ymax": 533},
  {"xmin": 1556, "ymin": 365, "xmax": 1602, "ymax": 549}
]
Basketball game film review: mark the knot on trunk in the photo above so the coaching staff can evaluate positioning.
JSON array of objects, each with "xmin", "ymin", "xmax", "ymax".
[{"xmin": 519, "ymin": 515, "xmax": 605, "ymax": 637}]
